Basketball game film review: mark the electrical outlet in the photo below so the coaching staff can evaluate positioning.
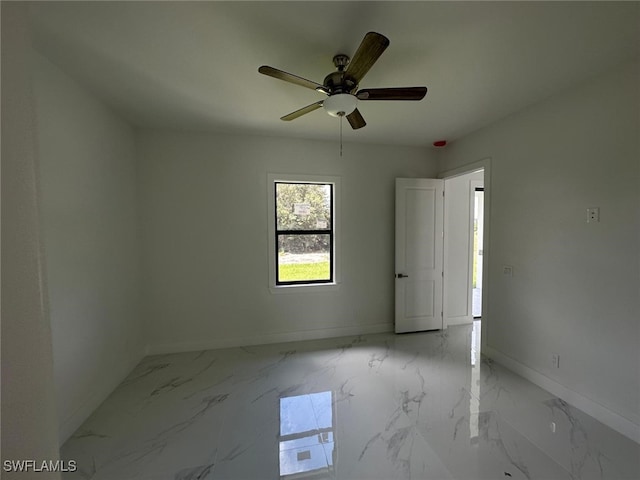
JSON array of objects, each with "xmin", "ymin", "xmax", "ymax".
[
  {"xmin": 551, "ymin": 353, "xmax": 560, "ymax": 369},
  {"xmin": 503, "ymin": 265, "xmax": 513, "ymax": 276},
  {"xmin": 586, "ymin": 207, "xmax": 600, "ymax": 223}
]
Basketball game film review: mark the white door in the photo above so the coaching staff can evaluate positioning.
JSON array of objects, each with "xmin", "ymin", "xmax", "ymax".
[{"xmin": 395, "ymin": 178, "xmax": 444, "ymax": 333}]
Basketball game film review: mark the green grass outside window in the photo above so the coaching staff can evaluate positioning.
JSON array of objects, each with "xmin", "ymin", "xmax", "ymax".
[{"xmin": 279, "ymin": 262, "xmax": 330, "ymax": 282}]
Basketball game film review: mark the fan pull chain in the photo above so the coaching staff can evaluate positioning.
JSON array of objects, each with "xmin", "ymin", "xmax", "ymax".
[{"xmin": 339, "ymin": 114, "xmax": 343, "ymax": 157}]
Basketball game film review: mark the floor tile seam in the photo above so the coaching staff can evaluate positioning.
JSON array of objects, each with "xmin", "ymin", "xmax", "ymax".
[
  {"xmin": 406, "ymin": 406, "xmax": 453, "ymax": 476},
  {"xmin": 207, "ymin": 391, "xmax": 233, "ymax": 478},
  {"xmin": 463, "ymin": 367, "xmax": 581, "ymax": 470},
  {"xmin": 492, "ymin": 406, "xmax": 574, "ymax": 479},
  {"xmin": 287, "ymin": 395, "xmax": 335, "ymax": 478},
  {"xmin": 410, "ymin": 408, "xmax": 574, "ymax": 480},
  {"xmin": 514, "ymin": 400, "xmax": 640, "ymax": 476},
  {"xmin": 204, "ymin": 369, "xmax": 253, "ymax": 478},
  {"xmin": 466, "ymin": 366, "xmax": 546, "ymax": 407}
]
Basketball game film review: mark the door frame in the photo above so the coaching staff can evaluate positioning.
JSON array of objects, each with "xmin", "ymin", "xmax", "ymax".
[{"xmin": 439, "ymin": 158, "xmax": 491, "ymax": 352}]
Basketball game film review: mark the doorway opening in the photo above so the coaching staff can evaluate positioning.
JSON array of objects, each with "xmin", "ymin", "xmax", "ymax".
[
  {"xmin": 441, "ymin": 166, "xmax": 485, "ymax": 367},
  {"xmin": 442, "ymin": 169, "xmax": 484, "ymax": 328},
  {"xmin": 472, "ymin": 187, "xmax": 484, "ymax": 319}
]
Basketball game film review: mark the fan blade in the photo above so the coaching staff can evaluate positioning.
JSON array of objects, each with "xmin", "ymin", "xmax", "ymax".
[
  {"xmin": 345, "ymin": 32, "xmax": 390, "ymax": 85},
  {"xmin": 357, "ymin": 87, "xmax": 427, "ymax": 101},
  {"xmin": 259, "ymin": 66, "xmax": 327, "ymax": 93},
  {"xmin": 346, "ymin": 108, "xmax": 366, "ymax": 130},
  {"xmin": 281, "ymin": 101, "xmax": 324, "ymax": 121}
]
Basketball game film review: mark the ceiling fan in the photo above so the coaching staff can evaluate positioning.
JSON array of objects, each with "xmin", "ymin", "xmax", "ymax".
[{"xmin": 258, "ymin": 32, "xmax": 427, "ymax": 130}]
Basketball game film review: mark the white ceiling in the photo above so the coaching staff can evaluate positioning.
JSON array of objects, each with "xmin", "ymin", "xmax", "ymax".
[{"xmin": 28, "ymin": 1, "xmax": 639, "ymax": 148}]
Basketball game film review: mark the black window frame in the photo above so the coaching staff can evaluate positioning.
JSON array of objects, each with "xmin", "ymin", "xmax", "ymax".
[{"xmin": 275, "ymin": 181, "xmax": 334, "ymax": 286}]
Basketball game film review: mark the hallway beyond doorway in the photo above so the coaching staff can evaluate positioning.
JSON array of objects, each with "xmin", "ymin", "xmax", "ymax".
[{"xmin": 472, "ymin": 187, "xmax": 484, "ymax": 318}]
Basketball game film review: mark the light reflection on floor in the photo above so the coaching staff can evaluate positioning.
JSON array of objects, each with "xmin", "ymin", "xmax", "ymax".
[{"xmin": 279, "ymin": 391, "xmax": 335, "ymax": 478}]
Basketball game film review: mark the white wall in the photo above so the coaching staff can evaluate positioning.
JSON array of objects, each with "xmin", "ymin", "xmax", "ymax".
[
  {"xmin": 0, "ymin": 4, "xmax": 61, "ymax": 477},
  {"xmin": 32, "ymin": 53, "xmax": 144, "ymax": 443},
  {"xmin": 439, "ymin": 60, "xmax": 640, "ymax": 440},
  {"xmin": 137, "ymin": 131, "xmax": 437, "ymax": 352},
  {"xmin": 443, "ymin": 170, "xmax": 483, "ymax": 326}
]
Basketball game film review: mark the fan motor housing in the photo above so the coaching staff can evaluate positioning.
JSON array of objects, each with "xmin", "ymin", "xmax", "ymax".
[
  {"xmin": 323, "ymin": 54, "xmax": 357, "ymax": 94},
  {"xmin": 323, "ymin": 71, "xmax": 357, "ymax": 94}
]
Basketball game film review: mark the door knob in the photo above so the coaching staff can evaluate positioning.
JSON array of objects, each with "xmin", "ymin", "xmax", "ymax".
[{"xmin": 395, "ymin": 273, "xmax": 409, "ymax": 278}]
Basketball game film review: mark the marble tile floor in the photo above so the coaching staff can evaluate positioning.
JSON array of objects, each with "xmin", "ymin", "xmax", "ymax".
[{"xmin": 62, "ymin": 323, "xmax": 639, "ymax": 480}]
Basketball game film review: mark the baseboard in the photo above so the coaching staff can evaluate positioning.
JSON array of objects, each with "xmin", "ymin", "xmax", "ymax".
[
  {"xmin": 58, "ymin": 351, "xmax": 145, "ymax": 444},
  {"xmin": 484, "ymin": 345, "xmax": 640, "ymax": 444},
  {"xmin": 145, "ymin": 322, "xmax": 393, "ymax": 355}
]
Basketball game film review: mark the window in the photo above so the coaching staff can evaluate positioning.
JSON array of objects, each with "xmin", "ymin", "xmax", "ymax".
[
  {"xmin": 268, "ymin": 174, "xmax": 340, "ymax": 290},
  {"xmin": 275, "ymin": 182, "xmax": 333, "ymax": 285}
]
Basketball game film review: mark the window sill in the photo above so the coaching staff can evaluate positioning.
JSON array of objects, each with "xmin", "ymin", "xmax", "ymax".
[{"xmin": 269, "ymin": 282, "xmax": 340, "ymax": 295}]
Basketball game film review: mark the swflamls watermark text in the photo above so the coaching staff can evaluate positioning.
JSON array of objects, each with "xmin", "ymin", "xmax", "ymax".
[{"xmin": 3, "ymin": 459, "xmax": 77, "ymax": 473}]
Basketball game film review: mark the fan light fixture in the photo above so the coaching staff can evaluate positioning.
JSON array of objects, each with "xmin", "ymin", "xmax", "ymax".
[{"xmin": 323, "ymin": 93, "xmax": 357, "ymax": 117}]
